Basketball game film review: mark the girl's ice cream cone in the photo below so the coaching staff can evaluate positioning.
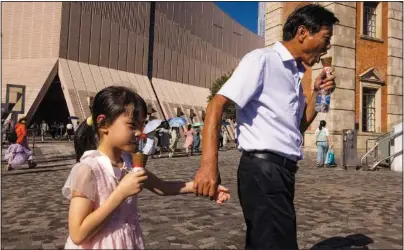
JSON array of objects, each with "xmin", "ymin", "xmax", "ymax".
[{"xmin": 131, "ymin": 152, "xmax": 148, "ymax": 172}]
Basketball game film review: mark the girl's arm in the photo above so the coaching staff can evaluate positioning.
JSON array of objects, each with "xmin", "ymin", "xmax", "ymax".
[
  {"xmin": 144, "ymin": 171, "xmax": 230, "ymax": 203},
  {"xmin": 68, "ymin": 189, "xmax": 126, "ymax": 245},
  {"xmin": 144, "ymin": 171, "xmax": 192, "ymax": 195}
]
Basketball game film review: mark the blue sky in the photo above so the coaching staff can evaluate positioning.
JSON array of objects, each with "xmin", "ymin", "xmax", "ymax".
[{"xmin": 215, "ymin": 2, "xmax": 259, "ymax": 34}]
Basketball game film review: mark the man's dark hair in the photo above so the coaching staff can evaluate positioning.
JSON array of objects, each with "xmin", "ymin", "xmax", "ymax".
[{"xmin": 283, "ymin": 4, "xmax": 339, "ymax": 41}]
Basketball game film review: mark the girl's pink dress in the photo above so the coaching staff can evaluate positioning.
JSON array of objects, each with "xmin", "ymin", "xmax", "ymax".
[
  {"xmin": 183, "ymin": 129, "xmax": 194, "ymax": 148},
  {"xmin": 62, "ymin": 150, "xmax": 145, "ymax": 249}
]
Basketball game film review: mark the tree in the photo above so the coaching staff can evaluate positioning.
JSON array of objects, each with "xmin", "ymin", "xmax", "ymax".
[{"xmin": 207, "ymin": 71, "xmax": 236, "ymax": 119}]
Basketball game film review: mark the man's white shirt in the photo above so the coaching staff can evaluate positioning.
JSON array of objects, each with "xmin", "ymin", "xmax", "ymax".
[{"xmin": 218, "ymin": 41, "xmax": 307, "ymax": 161}]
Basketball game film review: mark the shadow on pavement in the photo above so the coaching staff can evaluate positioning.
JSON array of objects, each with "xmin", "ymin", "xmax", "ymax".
[
  {"xmin": 311, "ymin": 233, "xmax": 374, "ymax": 249},
  {"xmin": 3, "ymin": 163, "xmax": 71, "ymax": 176}
]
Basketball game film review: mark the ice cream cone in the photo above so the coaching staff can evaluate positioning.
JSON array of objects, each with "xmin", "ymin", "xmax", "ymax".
[
  {"xmin": 321, "ymin": 57, "xmax": 332, "ymax": 76},
  {"xmin": 321, "ymin": 57, "xmax": 332, "ymax": 67},
  {"xmin": 132, "ymin": 152, "xmax": 148, "ymax": 170}
]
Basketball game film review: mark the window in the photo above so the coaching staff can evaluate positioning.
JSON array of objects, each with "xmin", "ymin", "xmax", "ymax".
[
  {"xmin": 363, "ymin": 2, "xmax": 379, "ymax": 38},
  {"xmin": 362, "ymin": 88, "xmax": 377, "ymax": 132}
]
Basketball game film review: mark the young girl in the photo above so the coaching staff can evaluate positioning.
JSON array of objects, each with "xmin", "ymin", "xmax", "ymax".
[
  {"xmin": 183, "ymin": 124, "xmax": 194, "ymax": 156},
  {"xmin": 62, "ymin": 86, "xmax": 230, "ymax": 249}
]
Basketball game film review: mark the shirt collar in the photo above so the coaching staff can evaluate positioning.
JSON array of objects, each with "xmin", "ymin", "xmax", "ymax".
[
  {"xmin": 273, "ymin": 41, "xmax": 306, "ymax": 77},
  {"xmin": 273, "ymin": 41, "xmax": 295, "ymax": 62},
  {"xmin": 81, "ymin": 150, "xmax": 132, "ymax": 180}
]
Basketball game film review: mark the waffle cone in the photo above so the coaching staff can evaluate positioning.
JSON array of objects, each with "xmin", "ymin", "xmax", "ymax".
[
  {"xmin": 132, "ymin": 152, "xmax": 148, "ymax": 168},
  {"xmin": 321, "ymin": 57, "xmax": 332, "ymax": 67}
]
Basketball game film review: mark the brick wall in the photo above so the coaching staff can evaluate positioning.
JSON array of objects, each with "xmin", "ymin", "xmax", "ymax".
[
  {"xmin": 1, "ymin": 2, "xmax": 62, "ymax": 120},
  {"xmin": 355, "ymin": 2, "xmax": 389, "ymax": 133}
]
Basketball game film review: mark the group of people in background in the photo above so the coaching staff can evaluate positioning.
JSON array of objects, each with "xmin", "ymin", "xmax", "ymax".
[
  {"xmin": 19, "ymin": 120, "xmax": 79, "ymax": 141},
  {"xmin": 2, "ymin": 117, "xmax": 81, "ymax": 171},
  {"xmin": 141, "ymin": 120, "xmax": 231, "ymax": 159}
]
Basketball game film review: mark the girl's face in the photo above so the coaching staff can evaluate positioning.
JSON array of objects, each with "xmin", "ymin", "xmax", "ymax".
[{"xmin": 100, "ymin": 111, "xmax": 145, "ymax": 153}]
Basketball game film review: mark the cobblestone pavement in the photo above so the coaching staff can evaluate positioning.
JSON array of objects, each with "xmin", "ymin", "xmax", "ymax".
[{"xmin": 1, "ymin": 147, "xmax": 402, "ymax": 249}]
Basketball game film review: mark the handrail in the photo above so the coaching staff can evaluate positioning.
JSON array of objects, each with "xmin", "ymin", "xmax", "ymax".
[
  {"xmin": 361, "ymin": 130, "xmax": 403, "ymax": 167},
  {"xmin": 369, "ymin": 150, "xmax": 403, "ymax": 171},
  {"xmin": 365, "ymin": 132, "xmax": 390, "ymax": 166}
]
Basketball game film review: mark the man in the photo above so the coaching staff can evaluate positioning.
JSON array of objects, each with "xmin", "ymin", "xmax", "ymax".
[
  {"xmin": 194, "ymin": 4, "xmax": 338, "ymax": 249},
  {"xmin": 2, "ymin": 119, "xmax": 11, "ymax": 143},
  {"xmin": 40, "ymin": 120, "xmax": 49, "ymax": 141},
  {"xmin": 66, "ymin": 122, "xmax": 74, "ymax": 141}
]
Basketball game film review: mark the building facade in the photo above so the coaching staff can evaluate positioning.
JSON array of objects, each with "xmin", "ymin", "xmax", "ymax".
[
  {"xmin": 265, "ymin": 2, "xmax": 403, "ymax": 150},
  {"xmin": 2, "ymin": 2, "xmax": 263, "ymax": 135}
]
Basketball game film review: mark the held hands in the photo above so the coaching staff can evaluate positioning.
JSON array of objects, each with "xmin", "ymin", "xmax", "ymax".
[
  {"xmin": 193, "ymin": 165, "xmax": 220, "ymax": 198},
  {"xmin": 116, "ymin": 170, "xmax": 148, "ymax": 199},
  {"xmin": 314, "ymin": 67, "xmax": 336, "ymax": 93},
  {"xmin": 214, "ymin": 185, "xmax": 231, "ymax": 204}
]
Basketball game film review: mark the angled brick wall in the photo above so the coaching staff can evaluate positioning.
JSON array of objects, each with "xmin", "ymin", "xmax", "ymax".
[
  {"xmin": 1, "ymin": 2, "xmax": 62, "ymax": 119},
  {"xmin": 154, "ymin": 2, "xmax": 264, "ymax": 88}
]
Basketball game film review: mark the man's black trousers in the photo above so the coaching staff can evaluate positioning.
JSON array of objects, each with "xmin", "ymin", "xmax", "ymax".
[{"xmin": 237, "ymin": 151, "xmax": 299, "ymax": 250}]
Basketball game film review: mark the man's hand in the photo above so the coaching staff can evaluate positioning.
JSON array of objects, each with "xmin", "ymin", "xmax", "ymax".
[
  {"xmin": 193, "ymin": 95, "xmax": 229, "ymax": 198},
  {"xmin": 313, "ymin": 67, "xmax": 336, "ymax": 93},
  {"xmin": 193, "ymin": 160, "xmax": 220, "ymax": 198}
]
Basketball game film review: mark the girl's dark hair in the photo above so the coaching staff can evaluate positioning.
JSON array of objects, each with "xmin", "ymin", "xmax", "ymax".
[
  {"xmin": 283, "ymin": 4, "xmax": 339, "ymax": 41},
  {"xmin": 74, "ymin": 86, "xmax": 147, "ymax": 162},
  {"xmin": 188, "ymin": 124, "xmax": 192, "ymax": 130},
  {"xmin": 319, "ymin": 120, "xmax": 326, "ymax": 131}
]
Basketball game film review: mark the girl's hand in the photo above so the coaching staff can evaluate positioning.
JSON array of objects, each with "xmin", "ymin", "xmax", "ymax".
[
  {"xmin": 116, "ymin": 170, "xmax": 148, "ymax": 199},
  {"xmin": 214, "ymin": 185, "xmax": 231, "ymax": 204}
]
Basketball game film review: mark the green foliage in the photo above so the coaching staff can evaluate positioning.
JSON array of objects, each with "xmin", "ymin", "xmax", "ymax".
[{"xmin": 207, "ymin": 71, "xmax": 236, "ymax": 119}]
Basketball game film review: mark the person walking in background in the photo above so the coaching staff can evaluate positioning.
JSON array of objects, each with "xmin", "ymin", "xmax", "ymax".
[
  {"xmin": 40, "ymin": 120, "xmax": 49, "ymax": 141},
  {"xmin": 193, "ymin": 128, "xmax": 201, "ymax": 153},
  {"xmin": 74, "ymin": 120, "xmax": 80, "ymax": 132},
  {"xmin": 58, "ymin": 122, "xmax": 65, "ymax": 140},
  {"xmin": 218, "ymin": 126, "xmax": 224, "ymax": 149},
  {"xmin": 233, "ymin": 121, "xmax": 238, "ymax": 146},
  {"xmin": 4, "ymin": 132, "xmax": 36, "ymax": 171},
  {"xmin": 15, "ymin": 117, "xmax": 29, "ymax": 147},
  {"xmin": 169, "ymin": 127, "xmax": 179, "ymax": 158},
  {"xmin": 50, "ymin": 122, "xmax": 58, "ymax": 139},
  {"xmin": 29, "ymin": 122, "xmax": 39, "ymax": 137},
  {"xmin": 315, "ymin": 120, "xmax": 332, "ymax": 168},
  {"xmin": 222, "ymin": 126, "xmax": 228, "ymax": 149},
  {"xmin": 2, "ymin": 119, "xmax": 11, "ymax": 143},
  {"xmin": 66, "ymin": 122, "xmax": 75, "ymax": 141},
  {"xmin": 183, "ymin": 124, "xmax": 194, "ymax": 156},
  {"xmin": 157, "ymin": 121, "xmax": 170, "ymax": 158},
  {"xmin": 14, "ymin": 117, "xmax": 37, "ymax": 168}
]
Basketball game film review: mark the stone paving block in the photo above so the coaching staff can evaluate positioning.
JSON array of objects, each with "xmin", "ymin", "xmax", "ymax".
[{"xmin": 1, "ymin": 146, "xmax": 402, "ymax": 249}]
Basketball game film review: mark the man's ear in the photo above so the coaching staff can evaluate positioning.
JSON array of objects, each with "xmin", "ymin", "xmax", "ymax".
[{"xmin": 296, "ymin": 25, "xmax": 309, "ymax": 43}]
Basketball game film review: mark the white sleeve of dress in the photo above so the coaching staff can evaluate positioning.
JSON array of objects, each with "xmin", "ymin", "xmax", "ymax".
[
  {"xmin": 62, "ymin": 163, "xmax": 96, "ymax": 202},
  {"xmin": 217, "ymin": 49, "xmax": 265, "ymax": 109}
]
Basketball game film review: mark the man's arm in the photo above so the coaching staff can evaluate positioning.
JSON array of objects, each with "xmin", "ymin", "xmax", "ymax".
[
  {"xmin": 299, "ymin": 90, "xmax": 318, "ymax": 133},
  {"xmin": 300, "ymin": 68, "xmax": 336, "ymax": 133},
  {"xmin": 193, "ymin": 94, "xmax": 231, "ymax": 197}
]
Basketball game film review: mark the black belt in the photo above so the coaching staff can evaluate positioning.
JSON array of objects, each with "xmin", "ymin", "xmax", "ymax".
[{"xmin": 242, "ymin": 150, "xmax": 298, "ymax": 173}]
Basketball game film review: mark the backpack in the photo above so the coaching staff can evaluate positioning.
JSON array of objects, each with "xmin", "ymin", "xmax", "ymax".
[{"xmin": 7, "ymin": 130, "xmax": 17, "ymax": 143}]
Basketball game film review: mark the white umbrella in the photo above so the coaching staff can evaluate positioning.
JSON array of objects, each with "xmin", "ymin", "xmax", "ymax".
[{"xmin": 143, "ymin": 119, "xmax": 163, "ymax": 134}]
